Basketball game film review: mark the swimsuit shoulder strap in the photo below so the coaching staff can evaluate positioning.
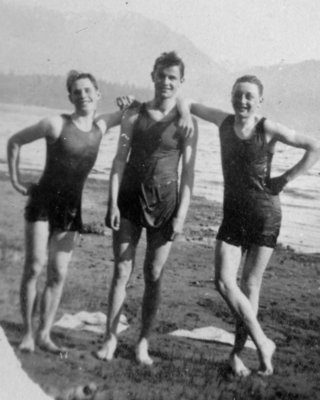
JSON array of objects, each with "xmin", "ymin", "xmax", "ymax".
[
  {"xmin": 256, "ymin": 117, "xmax": 266, "ymax": 133},
  {"xmin": 256, "ymin": 117, "xmax": 267, "ymax": 143}
]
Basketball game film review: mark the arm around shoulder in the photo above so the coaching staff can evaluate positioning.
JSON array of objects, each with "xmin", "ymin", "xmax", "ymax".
[
  {"xmin": 172, "ymin": 119, "xmax": 198, "ymax": 237},
  {"xmin": 176, "ymin": 97, "xmax": 227, "ymax": 137},
  {"xmin": 96, "ymin": 99, "xmax": 142, "ymax": 135},
  {"xmin": 190, "ymin": 102, "xmax": 228, "ymax": 127}
]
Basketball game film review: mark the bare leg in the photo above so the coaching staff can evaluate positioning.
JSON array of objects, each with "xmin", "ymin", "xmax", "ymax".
[
  {"xmin": 233, "ymin": 245, "xmax": 275, "ymax": 375},
  {"xmin": 19, "ymin": 221, "xmax": 49, "ymax": 352},
  {"xmin": 37, "ymin": 230, "xmax": 77, "ymax": 353},
  {"xmin": 136, "ymin": 230, "xmax": 172, "ymax": 366},
  {"xmin": 95, "ymin": 219, "xmax": 141, "ymax": 361},
  {"xmin": 214, "ymin": 240, "xmax": 275, "ymax": 376}
]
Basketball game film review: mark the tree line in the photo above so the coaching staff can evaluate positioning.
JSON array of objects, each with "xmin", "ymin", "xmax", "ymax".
[{"xmin": 0, "ymin": 72, "xmax": 152, "ymax": 111}]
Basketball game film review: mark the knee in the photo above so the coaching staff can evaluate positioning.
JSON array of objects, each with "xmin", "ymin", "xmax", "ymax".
[
  {"xmin": 215, "ymin": 276, "xmax": 233, "ymax": 298},
  {"xmin": 241, "ymin": 276, "xmax": 261, "ymax": 295},
  {"xmin": 48, "ymin": 263, "xmax": 68, "ymax": 286},
  {"xmin": 24, "ymin": 256, "xmax": 46, "ymax": 280},
  {"xmin": 144, "ymin": 263, "xmax": 163, "ymax": 284},
  {"xmin": 114, "ymin": 260, "xmax": 132, "ymax": 284}
]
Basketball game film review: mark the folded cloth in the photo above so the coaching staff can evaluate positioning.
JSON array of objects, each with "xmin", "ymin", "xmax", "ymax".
[
  {"xmin": 54, "ymin": 311, "xmax": 129, "ymax": 335},
  {"xmin": 0, "ymin": 325, "xmax": 53, "ymax": 400},
  {"xmin": 169, "ymin": 326, "xmax": 256, "ymax": 350}
]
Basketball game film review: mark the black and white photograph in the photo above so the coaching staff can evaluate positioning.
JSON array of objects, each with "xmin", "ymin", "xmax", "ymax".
[{"xmin": 1, "ymin": 1, "xmax": 320, "ymax": 399}]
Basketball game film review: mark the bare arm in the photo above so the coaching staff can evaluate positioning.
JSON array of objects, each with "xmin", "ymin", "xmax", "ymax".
[
  {"xmin": 265, "ymin": 120, "xmax": 320, "ymax": 193},
  {"xmin": 176, "ymin": 98, "xmax": 228, "ymax": 128},
  {"xmin": 107, "ymin": 109, "xmax": 137, "ymax": 230},
  {"xmin": 7, "ymin": 116, "xmax": 62, "ymax": 195},
  {"xmin": 95, "ymin": 96, "xmax": 140, "ymax": 135},
  {"xmin": 267, "ymin": 120, "xmax": 320, "ymax": 181},
  {"xmin": 95, "ymin": 110, "xmax": 123, "ymax": 135},
  {"xmin": 172, "ymin": 118, "xmax": 198, "ymax": 239},
  {"xmin": 190, "ymin": 103, "xmax": 228, "ymax": 127}
]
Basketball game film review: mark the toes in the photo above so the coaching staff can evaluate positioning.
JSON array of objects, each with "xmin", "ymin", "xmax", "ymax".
[
  {"xmin": 19, "ymin": 337, "xmax": 35, "ymax": 353},
  {"xmin": 257, "ymin": 368, "xmax": 273, "ymax": 376}
]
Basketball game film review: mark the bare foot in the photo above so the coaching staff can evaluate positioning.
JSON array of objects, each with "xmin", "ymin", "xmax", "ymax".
[
  {"xmin": 94, "ymin": 335, "xmax": 117, "ymax": 361},
  {"xmin": 19, "ymin": 333, "xmax": 35, "ymax": 353},
  {"xmin": 37, "ymin": 333, "xmax": 67, "ymax": 355},
  {"xmin": 135, "ymin": 338, "xmax": 153, "ymax": 366},
  {"xmin": 258, "ymin": 339, "xmax": 276, "ymax": 376},
  {"xmin": 229, "ymin": 352, "xmax": 251, "ymax": 377}
]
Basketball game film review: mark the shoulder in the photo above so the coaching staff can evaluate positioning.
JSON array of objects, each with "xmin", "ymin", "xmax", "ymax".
[
  {"xmin": 263, "ymin": 118, "xmax": 294, "ymax": 137},
  {"xmin": 262, "ymin": 118, "xmax": 298, "ymax": 146},
  {"xmin": 94, "ymin": 118, "xmax": 107, "ymax": 135},
  {"xmin": 262, "ymin": 118, "xmax": 277, "ymax": 132},
  {"xmin": 40, "ymin": 115, "xmax": 65, "ymax": 140},
  {"xmin": 122, "ymin": 103, "xmax": 142, "ymax": 125}
]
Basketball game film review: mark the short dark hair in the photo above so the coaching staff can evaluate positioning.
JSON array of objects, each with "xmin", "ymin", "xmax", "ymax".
[
  {"xmin": 232, "ymin": 75, "xmax": 264, "ymax": 96},
  {"xmin": 152, "ymin": 51, "xmax": 185, "ymax": 78},
  {"xmin": 66, "ymin": 70, "xmax": 99, "ymax": 94}
]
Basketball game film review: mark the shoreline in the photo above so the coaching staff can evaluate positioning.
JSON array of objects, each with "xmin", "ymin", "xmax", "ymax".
[
  {"xmin": 1, "ymin": 102, "xmax": 320, "ymax": 254},
  {"xmin": 2, "ymin": 167, "xmax": 319, "ymax": 256}
]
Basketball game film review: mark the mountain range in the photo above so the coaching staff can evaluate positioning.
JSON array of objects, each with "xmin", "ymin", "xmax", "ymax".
[
  {"xmin": 0, "ymin": 1, "xmax": 227, "ymax": 102},
  {"xmin": 0, "ymin": 1, "xmax": 319, "ymax": 133}
]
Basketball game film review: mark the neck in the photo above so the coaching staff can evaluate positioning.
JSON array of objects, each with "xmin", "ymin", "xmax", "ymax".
[
  {"xmin": 71, "ymin": 111, "xmax": 96, "ymax": 131},
  {"xmin": 151, "ymin": 96, "xmax": 176, "ymax": 114},
  {"xmin": 74, "ymin": 108, "xmax": 96, "ymax": 118},
  {"xmin": 234, "ymin": 114, "xmax": 257, "ymax": 127}
]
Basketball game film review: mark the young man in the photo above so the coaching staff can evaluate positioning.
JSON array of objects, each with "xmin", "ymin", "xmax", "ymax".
[
  {"xmin": 96, "ymin": 52, "xmax": 198, "ymax": 365},
  {"xmin": 177, "ymin": 75, "xmax": 320, "ymax": 376},
  {"xmin": 7, "ymin": 71, "xmax": 126, "ymax": 354}
]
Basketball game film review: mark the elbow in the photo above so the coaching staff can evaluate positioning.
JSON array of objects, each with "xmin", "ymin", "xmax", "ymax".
[
  {"xmin": 303, "ymin": 139, "xmax": 320, "ymax": 160},
  {"xmin": 7, "ymin": 137, "xmax": 17, "ymax": 158},
  {"xmin": 182, "ymin": 170, "xmax": 195, "ymax": 190},
  {"xmin": 7, "ymin": 136, "xmax": 14, "ymax": 149},
  {"xmin": 7, "ymin": 135, "xmax": 20, "ymax": 149}
]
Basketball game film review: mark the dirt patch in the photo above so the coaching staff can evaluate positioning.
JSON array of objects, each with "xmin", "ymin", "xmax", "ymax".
[{"xmin": 1, "ymin": 171, "xmax": 320, "ymax": 399}]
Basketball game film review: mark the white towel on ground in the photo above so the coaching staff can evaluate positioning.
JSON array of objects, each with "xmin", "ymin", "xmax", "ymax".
[
  {"xmin": 170, "ymin": 326, "xmax": 256, "ymax": 350},
  {"xmin": 54, "ymin": 311, "xmax": 129, "ymax": 335}
]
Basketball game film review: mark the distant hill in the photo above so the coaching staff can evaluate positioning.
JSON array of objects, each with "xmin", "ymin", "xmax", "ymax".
[
  {"xmin": 0, "ymin": 72, "xmax": 152, "ymax": 112},
  {"xmin": 0, "ymin": 1, "xmax": 228, "ymax": 103},
  {"xmin": 1, "ymin": 1, "xmax": 320, "ymax": 133}
]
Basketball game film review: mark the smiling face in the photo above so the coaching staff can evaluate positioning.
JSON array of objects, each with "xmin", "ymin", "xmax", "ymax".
[
  {"xmin": 69, "ymin": 78, "xmax": 101, "ymax": 116},
  {"xmin": 231, "ymin": 81, "xmax": 263, "ymax": 119},
  {"xmin": 151, "ymin": 65, "xmax": 184, "ymax": 100}
]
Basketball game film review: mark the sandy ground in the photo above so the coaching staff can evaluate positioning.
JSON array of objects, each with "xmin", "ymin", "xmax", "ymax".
[{"xmin": 1, "ymin": 170, "xmax": 320, "ymax": 399}]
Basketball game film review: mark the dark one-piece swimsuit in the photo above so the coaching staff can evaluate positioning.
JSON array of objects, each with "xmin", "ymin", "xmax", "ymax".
[
  {"xmin": 216, "ymin": 115, "xmax": 282, "ymax": 249},
  {"xmin": 107, "ymin": 103, "xmax": 184, "ymax": 240},
  {"xmin": 25, "ymin": 114, "xmax": 102, "ymax": 232}
]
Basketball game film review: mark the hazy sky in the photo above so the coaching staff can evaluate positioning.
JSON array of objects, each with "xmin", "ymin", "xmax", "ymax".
[{"xmin": 6, "ymin": 0, "xmax": 320, "ymax": 69}]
